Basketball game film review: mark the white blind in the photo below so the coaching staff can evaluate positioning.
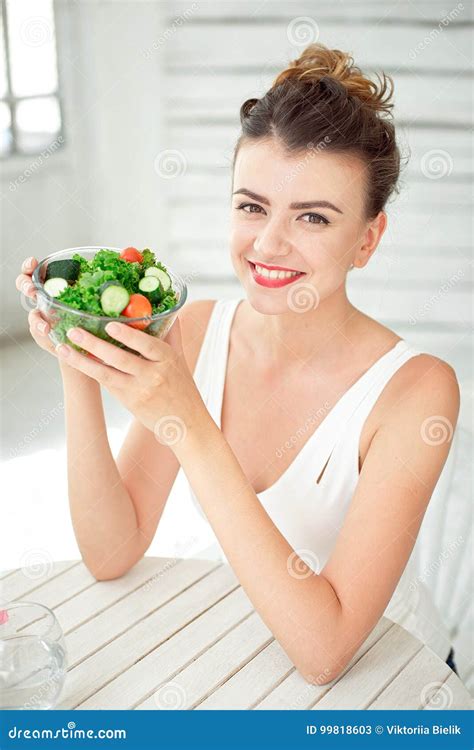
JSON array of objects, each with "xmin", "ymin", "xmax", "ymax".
[{"xmin": 163, "ymin": 0, "xmax": 472, "ymax": 329}]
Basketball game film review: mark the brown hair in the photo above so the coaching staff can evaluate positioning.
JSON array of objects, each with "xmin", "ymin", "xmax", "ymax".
[{"xmin": 233, "ymin": 43, "xmax": 403, "ymax": 220}]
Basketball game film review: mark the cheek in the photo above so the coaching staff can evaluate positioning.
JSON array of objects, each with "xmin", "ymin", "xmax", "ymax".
[
  {"xmin": 306, "ymin": 226, "xmax": 354, "ymax": 269},
  {"xmin": 229, "ymin": 224, "xmax": 255, "ymax": 269},
  {"xmin": 229, "ymin": 218, "xmax": 253, "ymax": 246}
]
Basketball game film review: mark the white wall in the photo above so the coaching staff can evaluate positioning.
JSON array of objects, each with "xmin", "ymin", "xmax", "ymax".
[{"xmin": 1, "ymin": 0, "xmax": 169, "ymax": 339}]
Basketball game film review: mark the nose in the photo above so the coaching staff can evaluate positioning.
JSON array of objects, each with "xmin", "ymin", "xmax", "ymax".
[{"xmin": 253, "ymin": 215, "xmax": 293, "ymax": 262}]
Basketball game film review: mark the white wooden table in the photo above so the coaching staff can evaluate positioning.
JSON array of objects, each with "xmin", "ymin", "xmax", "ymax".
[{"xmin": 1, "ymin": 556, "xmax": 471, "ymax": 710}]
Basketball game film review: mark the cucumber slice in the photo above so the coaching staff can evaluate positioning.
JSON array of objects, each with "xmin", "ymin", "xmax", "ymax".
[
  {"xmin": 44, "ymin": 277, "xmax": 68, "ymax": 297},
  {"xmin": 139, "ymin": 276, "xmax": 159, "ymax": 293},
  {"xmin": 100, "ymin": 283, "xmax": 130, "ymax": 315},
  {"xmin": 138, "ymin": 275, "xmax": 163, "ymax": 304},
  {"xmin": 45, "ymin": 259, "xmax": 81, "ymax": 283},
  {"xmin": 144, "ymin": 266, "xmax": 171, "ymax": 291},
  {"xmin": 99, "ymin": 280, "xmax": 122, "ymax": 296}
]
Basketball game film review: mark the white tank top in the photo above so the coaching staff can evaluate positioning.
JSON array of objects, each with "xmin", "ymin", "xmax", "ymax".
[{"xmin": 164, "ymin": 297, "xmax": 453, "ymax": 661}]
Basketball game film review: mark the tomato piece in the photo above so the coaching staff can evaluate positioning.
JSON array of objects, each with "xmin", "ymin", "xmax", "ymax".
[
  {"xmin": 120, "ymin": 247, "xmax": 144, "ymax": 264},
  {"xmin": 122, "ymin": 293, "xmax": 152, "ymax": 330}
]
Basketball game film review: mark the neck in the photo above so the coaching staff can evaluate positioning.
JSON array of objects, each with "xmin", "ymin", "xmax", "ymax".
[{"xmin": 249, "ymin": 284, "xmax": 359, "ymax": 371}]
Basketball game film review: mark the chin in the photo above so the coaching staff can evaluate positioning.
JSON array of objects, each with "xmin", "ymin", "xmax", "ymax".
[{"xmin": 242, "ymin": 286, "xmax": 300, "ymax": 316}]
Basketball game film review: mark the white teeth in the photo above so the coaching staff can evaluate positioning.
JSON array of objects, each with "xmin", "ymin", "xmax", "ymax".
[{"xmin": 254, "ymin": 263, "xmax": 301, "ymax": 279}]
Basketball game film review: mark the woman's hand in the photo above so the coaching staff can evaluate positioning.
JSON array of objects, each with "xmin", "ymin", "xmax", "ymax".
[
  {"xmin": 15, "ymin": 257, "xmax": 96, "ymax": 383},
  {"xmin": 15, "ymin": 257, "xmax": 56, "ymax": 356},
  {"xmin": 55, "ymin": 317, "xmax": 206, "ymax": 444}
]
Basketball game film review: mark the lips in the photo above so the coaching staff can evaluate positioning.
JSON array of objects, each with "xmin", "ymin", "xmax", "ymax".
[{"xmin": 247, "ymin": 260, "xmax": 306, "ymax": 289}]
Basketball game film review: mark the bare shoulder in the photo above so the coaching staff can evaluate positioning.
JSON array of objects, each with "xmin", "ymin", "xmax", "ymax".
[
  {"xmin": 177, "ymin": 298, "xmax": 218, "ymax": 374},
  {"xmin": 378, "ymin": 351, "xmax": 460, "ymax": 432}
]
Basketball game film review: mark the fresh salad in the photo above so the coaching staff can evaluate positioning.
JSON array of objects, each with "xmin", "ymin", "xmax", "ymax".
[
  {"xmin": 38, "ymin": 246, "xmax": 181, "ymax": 352},
  {"xmin": 43, "ymin": 247, "xmax": 178, "ymax": 328}
]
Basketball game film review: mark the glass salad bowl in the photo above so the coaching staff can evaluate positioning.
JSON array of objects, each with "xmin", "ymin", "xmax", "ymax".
[{"xmin": 31, "ymin": 246, "xmax": 188, "ymax": 358}]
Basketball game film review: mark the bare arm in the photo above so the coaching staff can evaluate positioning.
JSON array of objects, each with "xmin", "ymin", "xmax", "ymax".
[
  {"xmin": 61, "ymin": 364, "xmax": 143, "ymax": 580},
  {"xmin": 17, "ymin": 256, "xmax": 187, "ymax": 580},
  {"xmin": 63, "ymin": 299, "xmax": 214, "ymax": 579},
  {"xmin": 170, "ymin": 354, "xmax": 460, "ymax": 683}
]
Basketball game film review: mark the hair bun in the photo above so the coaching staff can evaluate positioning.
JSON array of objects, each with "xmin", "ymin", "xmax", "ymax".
[{"xmin": 272, "ymin": 42, "xmax": 394, "ymax": 116}]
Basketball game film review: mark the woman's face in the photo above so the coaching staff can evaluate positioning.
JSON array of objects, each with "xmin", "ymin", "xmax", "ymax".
[{"xmin": 229, "ymin": 138, "xmax": 385, "ymax": 314}]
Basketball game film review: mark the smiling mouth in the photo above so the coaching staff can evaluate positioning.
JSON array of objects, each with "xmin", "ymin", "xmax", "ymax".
[
  {"xmin": 247, "ymin": 260, "xmax": 306, "ymax": 277},
  {"xmin": 247, "ymin": 260, "xmax": 306, "ymax": 288}
]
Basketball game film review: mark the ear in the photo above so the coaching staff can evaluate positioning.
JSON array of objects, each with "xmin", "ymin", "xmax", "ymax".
[
  {"xmin": 164, "ymin": 315, "xmax": 183, "ymax": 355},
  {"xmin": 355, "ymin": 211, "xmax": 387, "ymax": 268}
]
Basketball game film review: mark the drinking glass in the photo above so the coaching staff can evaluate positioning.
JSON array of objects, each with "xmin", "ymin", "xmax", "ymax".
[{"xmin": 0, "ymin": 601, "xmax": 67, "ymax": 710}]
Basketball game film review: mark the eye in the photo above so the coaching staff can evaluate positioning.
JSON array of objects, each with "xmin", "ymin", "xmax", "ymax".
[
  {"xmin": 234, "ymin": 203, "xmax": 330, "ymax": 225},
  {"xmin": 235, "ymin": 202, "xmax": 264, "ymax": 214},
  {"xmin": 300, "ymin": 212, "xmax": 330, "ymax": 226}
]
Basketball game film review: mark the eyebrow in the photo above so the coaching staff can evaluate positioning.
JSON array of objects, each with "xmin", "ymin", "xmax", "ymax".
[{"xmin": 232, "ymin": 188, "xmax": 344, "ymax": 214}]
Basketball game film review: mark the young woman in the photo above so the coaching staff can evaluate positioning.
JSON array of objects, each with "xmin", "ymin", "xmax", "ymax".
[{"xmin": 17, "ymin": 43, "xmax": 460, "ymax": 684}]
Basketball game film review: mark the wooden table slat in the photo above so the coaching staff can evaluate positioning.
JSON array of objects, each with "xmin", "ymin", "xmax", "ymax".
[
  {"xmin": 136, "ymin": 611, "xmax": 274, "ymax": 710},
  {"xmin": 59, "ymin": 565, "xmax": 242, "ymax": 708},
  {"xmin": 312, "ymin": 625, "xmax": 424, "ymax": 710},
  {"xmin": 0, "ymin": 569, "xmax": 15, "ymax": 580},
  {"xmin": 1, "ymin": 561, "xmax": 79, "ymax": 603},
  {"xmin": 12, "ymin": 562, "xmax": 96, "ymax": 610},
  {"xmin": 255, "ymin": 618, "xmax": 394, "ymax": 710},
  {"xmin": 78, "ymin": 582, "xmax": 251, "ymax": 710},
  {"xmin": 196, "ymin": 638, "xmax": 294, "ymax": 710},
  {"xmin": 65, "ymin": 559, "xmax": 221, "ymax": 668},
  {"xmin": 54, "ymin": 557, "xmax": 212, "ymax": 636},
  {"xmin": 369, "ymin": 645, "xmax": 453, "ymax": 709}
]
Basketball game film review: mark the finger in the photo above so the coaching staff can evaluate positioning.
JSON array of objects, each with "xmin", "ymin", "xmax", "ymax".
[
  {"xmin": 28, "ymin": 310, "xmax": 49, "ymax": 336},
  {"xmin": 21, "ymin": 256, "xmax": 38, "ymax": 274},
  {"xmin": 16, "ymin": 274, "xmax": 37, "ymax": 298},
  {"xmin": 55, "ymin": 341, "xmax": 131, "ymax": 388},
  {"xmin": 104, "ymin": 321, "xmax": 170, "ymax": 361},
  {"xmin": 65, "ymin": 326, "xmax": 143, "ymax": 375},
  {"xmin": 29, "ymin": 327, "xmax": 57, "ymax": 355},
  {"xmin": 28, "ymin": 319, "xmax": 56, "ymax": 354}
]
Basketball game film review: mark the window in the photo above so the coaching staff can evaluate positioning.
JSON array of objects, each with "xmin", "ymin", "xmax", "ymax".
[{"xmin": 1, "ymin": 0, "xmax": 63, "ymax": 158}]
